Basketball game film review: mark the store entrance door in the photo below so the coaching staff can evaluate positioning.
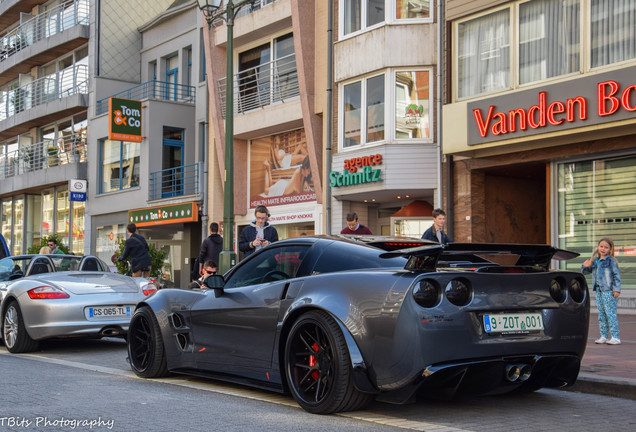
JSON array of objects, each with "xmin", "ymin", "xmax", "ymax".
[{"xmin": 482, "ymin": 163, "xmax": 546, "ymax": 244}]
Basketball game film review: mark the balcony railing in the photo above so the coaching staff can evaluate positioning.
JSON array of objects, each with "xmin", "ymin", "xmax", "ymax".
[
  {"xmin": 149, "ymin": 162, "xmax": 202, "ymax": 201},
  {"xmin": 96, "ymin": 80, "xmax": 196, "ymax": 115},
  {"xmin": 217, "ymin": 53, "xmax": 298, "ymax": 117},
  {"xmin": 0, "ymin": 134, "xmax": 86, "ymax": 179},
  {"xmin": 0, "ymin": 63, "xmax": 88, "ymax": 121},
  {"xmin": 0, "ymin": 0, "xmax": 89, "ymax": 63},
  {"xmin": 235, "ymin": 0, "xmax": 279, "ymax": 19}
]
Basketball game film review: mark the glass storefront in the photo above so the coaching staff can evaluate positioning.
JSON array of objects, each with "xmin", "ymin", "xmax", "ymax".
[
  {"xmin": 557, "ymin": 155, "xmax": 636, "ymax": 290},
  {"xmin": 1, "ymin": 187, "xmax": 84, "ymax": 254}
]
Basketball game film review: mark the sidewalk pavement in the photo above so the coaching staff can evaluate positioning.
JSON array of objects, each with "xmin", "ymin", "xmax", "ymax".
[{"xmin": 566, "ymin": 311, "xmax": 636, "ymax": 400}]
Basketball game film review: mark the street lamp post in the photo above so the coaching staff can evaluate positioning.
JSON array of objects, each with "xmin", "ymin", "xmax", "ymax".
[{"xmin": 197, "ymin": 0, "xmax": 254, "ymax": 273}]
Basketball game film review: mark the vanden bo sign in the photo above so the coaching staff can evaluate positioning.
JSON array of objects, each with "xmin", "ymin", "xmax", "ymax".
[
  {"xmin": 109, "ymin": 97, "xmax": 142, "ymax": 142},
  {"xmin": 330, "ymin": 154, "xmax": 383, "ymax": 187},
  {"xmin": 467, "ymin": 65, "xmax": 636, "ymax": 145}
]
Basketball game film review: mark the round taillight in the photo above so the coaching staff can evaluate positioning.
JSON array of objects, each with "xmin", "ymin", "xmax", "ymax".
[
  {"xmin": 569, "ymin": 278, "xmax": 586, "ymax": 303},
  {"xmin": 550, "ymin": 278, "xmax": 567, "ymax": 303},
  {"xmin": 413, "ymin": 280, "xmax": 441, "ymax": 308},
  {"xmin": 445, "ymin": 279, "xmax": 472, "ymax": 306}
]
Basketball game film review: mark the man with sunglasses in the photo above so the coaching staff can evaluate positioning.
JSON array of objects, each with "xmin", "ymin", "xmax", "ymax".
[
  {"xmin": 47, "ymin": 238, "xmax": 65, "ymax": 255},
  {"xmin": 188, "ymin": 260, "xmax": 217, "ymax": 289}
]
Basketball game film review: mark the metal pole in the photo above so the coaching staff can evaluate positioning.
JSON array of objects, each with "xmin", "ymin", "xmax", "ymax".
[{"xmin": 219, "ymin": 1, "xmax": 237, "ymax": 273}]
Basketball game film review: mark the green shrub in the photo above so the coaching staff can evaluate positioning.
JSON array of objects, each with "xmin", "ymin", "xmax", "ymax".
[
  {"xmin": 112, "ymin": 238, "xmax": 167, "ymax": 278},
  {"xmin": 27, "ymin": 234, "xmax": 70, "ymax": 255}
]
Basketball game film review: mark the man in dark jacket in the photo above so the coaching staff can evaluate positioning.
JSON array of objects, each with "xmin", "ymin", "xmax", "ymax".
[
  {"xmin": 421, "ymin": 208, "xmax": 452, "ymax": 244},
  {"xmin": 198, "ymin": 222, "xmax": 223, "ymax": 276},
  {"xmin": 239, "ymin": 205, "xmax": 278, "ymax": 259},
  {"xmin": 118, "ymin": 223, "xmax": 152, "ymax": 277}
]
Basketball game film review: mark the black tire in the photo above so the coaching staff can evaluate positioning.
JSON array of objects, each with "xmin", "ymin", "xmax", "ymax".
[
  {"xmin": 127, "ymin": 306, "xmax": 169, "ymax": 378},
  {"xmin": 2, "ymin": 301, "xmax": 39, "ymax": 353},
  {"xmin": 284, "ymin": 310, "xmax": 373, "ymax": 414}
]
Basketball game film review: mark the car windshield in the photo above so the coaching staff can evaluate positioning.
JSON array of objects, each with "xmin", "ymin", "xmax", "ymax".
[
  {"xmin": 0, "ymin": 257, "xmax": 33, "ymax": 281},
  {"xmin": 51, "ymin": 256, "xmax": 82, "ymax": 271}
]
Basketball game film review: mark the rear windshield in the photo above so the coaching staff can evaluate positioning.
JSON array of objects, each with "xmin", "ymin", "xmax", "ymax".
[
  {"xmin": 51, "ymin": 256, "xmax": 82, "ymax": 271},
  {"xmin": 310, "ymin": 241, "xmax": 407, "ymax": 275}
]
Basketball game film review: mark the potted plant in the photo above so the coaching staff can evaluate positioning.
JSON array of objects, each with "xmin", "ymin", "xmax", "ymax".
[
  {"xmin": 22, "ymin": 148, "xmax": 34, "ymax": 171},
  {"xmin": 47, "ymin": 145, "xmax": 59, "ymax": 167}
]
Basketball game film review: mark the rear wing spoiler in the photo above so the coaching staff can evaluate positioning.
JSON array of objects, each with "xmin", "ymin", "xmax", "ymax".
[{"xmin": 379, "ymin": 243, "xmax": 579, "ymax": 272}]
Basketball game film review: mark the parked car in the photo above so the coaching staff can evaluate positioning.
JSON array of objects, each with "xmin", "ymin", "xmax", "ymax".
[
  {"xmin": 0, "ymin": 254, "xmax": 159, "ymax": 353},
  {"xmin": 126, "ymin": 236, "xmax": 589, "ymax": 414}
]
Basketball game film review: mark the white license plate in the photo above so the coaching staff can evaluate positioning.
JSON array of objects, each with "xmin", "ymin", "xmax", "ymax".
[
  {"xmin": 86, "ymin": 305, "xmax": 134, "ymax": 319},
  {"xmin": 483, "ymin": 312, "xmax": 543, "ymax": 334}
]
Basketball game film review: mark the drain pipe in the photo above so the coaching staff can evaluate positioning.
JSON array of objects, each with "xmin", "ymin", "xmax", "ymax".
[
  {"xmin": 436, "ymin": 0, "xmax": 453, "ymax": 239},
  {"xmin": 201, "ymin": 122, "xmax": 209, "ymax": 242},
  {"xmin": 325, "ymin": 0, "xmax": 333, "ymax": 235}
]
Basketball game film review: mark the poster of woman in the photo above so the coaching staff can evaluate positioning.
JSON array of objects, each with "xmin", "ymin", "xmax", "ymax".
[{"xmin": 249, "ymin": 129, "xmax": 316, "ymax": 208}]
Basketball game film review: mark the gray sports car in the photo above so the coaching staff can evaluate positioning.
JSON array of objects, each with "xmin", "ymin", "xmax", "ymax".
[
  {"xmin": 0, "ymin": 254, "xmax": 158, "ymax": 353},
  {"xmin": 127, "ymin": 236, "xmax": 589, "ymax": 414}
]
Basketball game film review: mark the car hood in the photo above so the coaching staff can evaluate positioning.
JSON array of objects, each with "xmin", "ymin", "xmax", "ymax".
[{"xmin": 28, "ymin": 272, "xmax": 140, "ymax": 295}]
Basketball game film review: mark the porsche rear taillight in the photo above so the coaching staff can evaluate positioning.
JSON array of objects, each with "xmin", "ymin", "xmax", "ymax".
[
  {"xmin": 142, "ymin": 283, "xmax": 158, "ymax": 296},
  {"xmin": 27, "ymin": 286, "xmax": 70, "ymax": 299}
]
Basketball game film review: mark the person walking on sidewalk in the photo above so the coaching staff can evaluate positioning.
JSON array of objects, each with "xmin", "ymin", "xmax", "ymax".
[
  {"xmin": 582, "ymin": 237, "xmax": 622, "ymax": 345},
  {"xmin": 198, "ymin": 222, "xmax": 222, "ymax": 276}
]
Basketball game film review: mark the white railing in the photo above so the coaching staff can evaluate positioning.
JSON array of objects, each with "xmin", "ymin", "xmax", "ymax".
[
  {"xmin": 217, "ymin": 53, "xmax": 298, "ymax": 116},
  {"xmin": 235, "ymin": 0, "xmax": 279, "ymax": 19},
  {"xmin": 0, "ymin": 63, "xmax": 88, "ymax": 121},
  {"xmin": 0, "ymin": 0, "xmax": 89, "ymax": 62},
  {"xmin": 0, "ymin": 135, "xmax": 86, "ymax": 179}
]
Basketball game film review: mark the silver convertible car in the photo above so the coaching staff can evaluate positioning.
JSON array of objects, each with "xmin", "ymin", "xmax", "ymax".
[{"xmin": 0, "ymin": 254, "xmax": 158, "ymax": 353}]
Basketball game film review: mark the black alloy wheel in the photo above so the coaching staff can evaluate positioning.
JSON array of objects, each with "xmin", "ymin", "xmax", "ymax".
[
  {"xmin": 284, "ymin": 310, "xmax": 372, "ymax": 414},
  {"xmin": 127, "ymin": 306, "xmax": 168, "ymax": 378}
]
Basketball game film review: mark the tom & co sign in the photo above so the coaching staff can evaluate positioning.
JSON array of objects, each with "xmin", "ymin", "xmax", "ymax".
[
  {"xmin": 109, "ymin": 97, "xmax": 142, "ymax": 142},
  {"xmin": 467, "ymin": 65, "xmax": 636, "ymax": 145}
]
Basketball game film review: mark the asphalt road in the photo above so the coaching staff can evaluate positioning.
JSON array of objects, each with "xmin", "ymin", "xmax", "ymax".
[{"xmin": 1, "ymin": 338, "xmax": 635, "ymax": 432}]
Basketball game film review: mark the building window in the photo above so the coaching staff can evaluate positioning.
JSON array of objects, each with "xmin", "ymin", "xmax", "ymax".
[
  {"xmin": 395, "ymin": 70, "xmax": 431, "ymax": 139},
  {"xmin": 237, "ymin": 33, "xmax": 296, "ymax": 113},
  {"xmin": 1, "ymin": 198, "xmax": 12, "ymax": 252},
  {"xmin": 591, "ymin": 0, "xmax": 636, "ymax": 68},
  {"xmin": 519, "ymin": 0, "xmax": 580, "ymax": 84},
  {"xmin": 395, "ymin": 0, "xmax": 431, "ymax": 20},
  {"xmin": 457, "ymin": 8, "xmax": 510, "ymax": 99},
  {"xmin": 342, "ymin": 0, "xmax": 385, "ymax": 36},
  {"xmin": 99, "ymin": 139, "xmax": 140, "ymax": 193},
  {"xmin": 456, "ymin": 0, "xmax": 636, "ymax": 99},
  {"xmin": 342, "ymin": 74, "xmax": 385, "ymax": 148},
  {"xmin": 557, "ymin": 155, "xmax": 636, "ymax": 291}
]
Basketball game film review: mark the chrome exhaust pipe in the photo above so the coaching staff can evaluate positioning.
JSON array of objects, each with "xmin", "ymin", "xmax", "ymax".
[
  {"xmin": 504, "ymin": 364, "xmax": 521, "ymax": 382},
  {"xmin": 100, "ymin": 326, "xmax": 123, "ymax": 336},
  {"xmin": 517, "ymin": 364, "xmax": 532, "ymax": 382}
]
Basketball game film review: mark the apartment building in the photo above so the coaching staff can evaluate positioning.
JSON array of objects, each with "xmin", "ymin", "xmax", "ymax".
[
  {"xmin": 442, "ymin": 0, "xmax": 636, "ymax": 291},
  {"xmin": 202, "ymin": 0, "xmax": 325, "ymax": 257},
  {"xmin": 87, "ymin": 0, "xmax": 208, "ymax": 288},
  {"xmin": 0, "ymin": 0, "xmax": 91, "ymax": 255},
  {"xmin": 330, "ymin": 0, "xmax": 441, "ymax": 236},
  {"xmin": 0, "ymin": 0, "xmax": 207, "ymax": 288}
]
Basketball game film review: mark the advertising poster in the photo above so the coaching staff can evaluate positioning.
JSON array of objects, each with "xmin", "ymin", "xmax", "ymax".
[{"xmin": 249, "ymin": 129, "xmax": 316, "ymax": 208}]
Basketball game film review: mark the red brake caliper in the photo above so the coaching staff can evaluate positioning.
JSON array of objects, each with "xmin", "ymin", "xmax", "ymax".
[{"xmin": 309, "ymin": 342, "xmax": 320, "ymax": 380}]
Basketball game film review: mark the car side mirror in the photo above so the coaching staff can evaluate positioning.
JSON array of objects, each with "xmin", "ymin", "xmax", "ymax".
[{"xmin": 203, "ymin": 274, "xmax": 225, "ymax": 297}]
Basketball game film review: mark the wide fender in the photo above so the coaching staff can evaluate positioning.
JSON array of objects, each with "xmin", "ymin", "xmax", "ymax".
[
  {"xmin": 283, "ymin": 271, "xmax": 412, "ymax": 392},
  {"xmin": 135, "ymin": 288, "xmax": 203, "ymax": 368}
]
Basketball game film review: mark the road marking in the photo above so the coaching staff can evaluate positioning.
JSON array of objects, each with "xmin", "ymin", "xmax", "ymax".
[{"xmin": 0, "ymin": 351, "xmax": 475, "ymax": 432}]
